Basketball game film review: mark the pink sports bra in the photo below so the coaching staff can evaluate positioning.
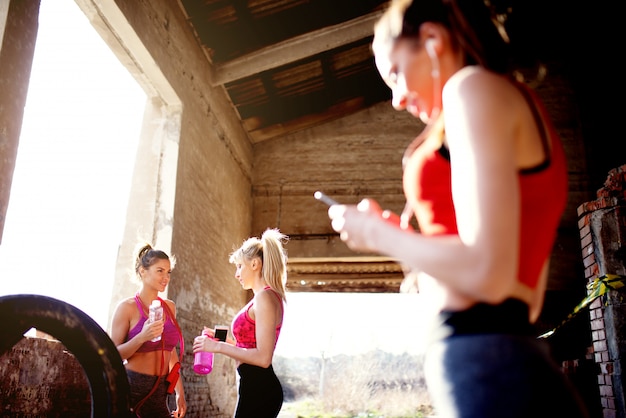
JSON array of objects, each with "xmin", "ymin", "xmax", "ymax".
[
  {"xmin": 126, "ymin": 295, "xmax": 179, "ymax": 352},
  {"xmin": 231, "ymin": 287, "xmax": 283, "ymax": 349}
]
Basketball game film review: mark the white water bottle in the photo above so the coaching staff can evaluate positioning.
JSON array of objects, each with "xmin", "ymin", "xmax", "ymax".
[{"xmin": 149, "ymin": 300, "xmax": 163, "ymax": 342}]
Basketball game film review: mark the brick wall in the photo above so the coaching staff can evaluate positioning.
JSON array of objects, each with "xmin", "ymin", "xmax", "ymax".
[{"xmin": 578, "ymin": 164, "xmax": 626, "ymax": 418}]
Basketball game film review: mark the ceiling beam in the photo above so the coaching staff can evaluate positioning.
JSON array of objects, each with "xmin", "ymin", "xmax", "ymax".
[
  {"xmin": 211, "ymin": 11, "xmax": 383, "ymax": 86},
  {"xmin": 286, "ymin": 256, "xmax": 405, "ymax": 293}
]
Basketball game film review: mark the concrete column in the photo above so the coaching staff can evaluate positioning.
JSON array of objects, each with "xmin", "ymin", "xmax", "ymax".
[
  {"xmin": 107, "ymin": 97, "xmax": 180, "ymax": 332},
  {"xmin": 0, "ymin": 0, "xmax": 40, "ymax": 243}
]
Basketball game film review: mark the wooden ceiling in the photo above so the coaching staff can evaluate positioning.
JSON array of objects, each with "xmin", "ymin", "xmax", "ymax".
[
  {"xmin": 174, "ymin": 0, "xmax": 596, "ymax": 293},
  {"xmin": 178, "ymin": 0, "xmax": 392, "ymax": 144},
  {"xmin": 176, "ymin": 0, "xmax": 593, "ymax": 146},
  {"xmin": 162, "ymin": 0, "xmax": 620, "ymax": 294}
]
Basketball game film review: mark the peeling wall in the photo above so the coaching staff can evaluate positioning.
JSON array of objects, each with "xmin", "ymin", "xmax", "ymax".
[
  {"xmin": 105, "ymin": 1, "xmax": 254, "ymax": 415},
  {"xmin": 0, "ymin": 337, "xmax": 91, "ymax": 416}
]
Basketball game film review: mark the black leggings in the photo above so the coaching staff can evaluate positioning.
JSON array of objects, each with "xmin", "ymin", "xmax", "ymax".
[
  {"xmin": 127, "ymin": 369, "xmax": 171, "ymax": 418},
  {"xmin": 234, "ymin": 363, "xmax": 283, "ymax": 418}
]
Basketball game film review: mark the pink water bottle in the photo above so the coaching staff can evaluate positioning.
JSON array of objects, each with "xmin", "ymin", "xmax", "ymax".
[{"xmin": 193, "ymin": 330, "xmax": 214, "ymax": 374}]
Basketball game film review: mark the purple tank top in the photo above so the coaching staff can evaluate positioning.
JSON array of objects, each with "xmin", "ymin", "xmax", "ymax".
[{"xmin": 127, "ymin": 295, "xmax": 179, "ymax": 352}]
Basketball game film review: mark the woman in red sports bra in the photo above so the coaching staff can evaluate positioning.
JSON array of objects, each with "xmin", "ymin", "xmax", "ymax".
[
  {"xmin": 327, "ymin": 0, "xmax": 588, "ymax": 417},
  {"xmin": 193, "ymin": 228, "xmax": 288, "ymax": 418},
  {"xmin": 110, "ymin": 244, "xmax": 186, "ymax": 417}
]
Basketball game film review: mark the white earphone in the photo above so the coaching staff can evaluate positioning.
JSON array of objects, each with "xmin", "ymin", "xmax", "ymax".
[{"xmin": 425, "ymin": 39, "xmax": 436, "ymax": 59}]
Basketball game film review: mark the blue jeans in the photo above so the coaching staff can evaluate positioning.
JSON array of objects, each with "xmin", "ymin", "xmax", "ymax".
[{"xmin": 424, "ymin": 299, "xmax": 589, "ymax": 418}]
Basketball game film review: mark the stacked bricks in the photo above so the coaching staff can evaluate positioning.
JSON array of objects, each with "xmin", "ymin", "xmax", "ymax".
[{"xmin": 577, "ymin": 164, "xmax": 626, "ymax": 418}]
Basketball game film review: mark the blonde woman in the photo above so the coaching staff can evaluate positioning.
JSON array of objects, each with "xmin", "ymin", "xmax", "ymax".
[{"xmin": 193, "ymin": 228, "xmax": 288, "ymax": 418}]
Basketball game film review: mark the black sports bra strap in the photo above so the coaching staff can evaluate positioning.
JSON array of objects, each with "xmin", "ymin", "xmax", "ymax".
[{"xmin": 512, "ymin": 81, "xmax": 551, "ymax": 172}]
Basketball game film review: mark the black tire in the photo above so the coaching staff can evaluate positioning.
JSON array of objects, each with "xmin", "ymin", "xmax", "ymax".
[{"xmin": 0, "ymin": 294, "xmax": 131, "ymax": 417}]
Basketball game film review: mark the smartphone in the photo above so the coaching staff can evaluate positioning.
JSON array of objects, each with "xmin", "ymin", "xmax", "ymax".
[
  {"xmin": 314, "ymin": 191, "xmax": 339, "ymax": 206},
  {"xmin": 214, "ymin": 325, "xmax": 229, "ymax": 342}
]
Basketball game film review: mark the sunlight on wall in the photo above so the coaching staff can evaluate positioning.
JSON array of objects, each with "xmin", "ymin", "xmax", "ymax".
[
  {"xmin": 0, "ymin": 0, "xmax": 146, "ymax": 330},
  {"xmin": 0, "ymin": 1, "xmax": 432, "ymax": 359}
]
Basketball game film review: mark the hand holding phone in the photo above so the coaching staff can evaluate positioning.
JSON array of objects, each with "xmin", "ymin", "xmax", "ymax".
[
  {"xmin": 314, "ymin": 191, "xmax": 339, "ymax": 206},
  {"xmin": 214, "ymin": 325, "xmax": 229, "ymax": 342}
]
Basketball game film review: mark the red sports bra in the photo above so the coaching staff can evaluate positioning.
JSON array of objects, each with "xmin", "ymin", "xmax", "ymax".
[
  {"xmin": 231, "ymin": 287, "xmax": 283, "ymax": 349},
  {"xmin": 402, "ymin": 79, "xmax": 568, "ymax": 289}
]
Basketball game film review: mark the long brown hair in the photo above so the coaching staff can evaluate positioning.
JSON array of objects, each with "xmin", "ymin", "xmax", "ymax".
[{"xmin": 373, "ymin": 0, "xmax": 512, "ymax": 74}]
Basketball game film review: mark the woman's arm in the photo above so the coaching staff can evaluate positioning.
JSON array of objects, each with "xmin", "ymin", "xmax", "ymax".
[
  {"xmin": 110, "ymin": 300, "xmax": 163, "ymax": 361},
  {"xmin": 200, "ymin": 326, "xmax": 237, "ymax": 346},
  {"xmin": 193, "ymin": 291, "xmax": 280, "ymax": 368},
  {"xmin": 169, "ymin": 346, "xmax": 187, "ymax": 416},
  {"xmin": 437, "ymin": 67, "xmax": 521, "ymax": 300},
  {"xmin": 330, "ymin": 68, "xmax": 523, "ymax": 304},
  {"xmin": 246, "ymin": 290, "xmax": 280, "ymax": 367}
]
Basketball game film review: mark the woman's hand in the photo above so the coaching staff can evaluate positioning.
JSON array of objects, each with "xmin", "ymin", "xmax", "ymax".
[
  {"xmin": 192, "ymin": 333, "xmax": 219, "ymax": 354},
  {"xmin": 140, "ymin": 317, "xmax": 164, "ymax": 343},
  {"xmin": 171, "ymin": 393, "xmax": 187, "ymax": 417},
  {"xmin": 200, "ymin": 326, "xmax": 215, "ymax": 339},
  {"xmin": 328, "ymin": 198, "xmax": 397, "ymax": 253}
]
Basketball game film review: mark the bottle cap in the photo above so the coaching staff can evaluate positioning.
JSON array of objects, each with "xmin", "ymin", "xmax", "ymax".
[{"xmin": 151, "ymin": 300, "xmax": 161, "ymax": 307}]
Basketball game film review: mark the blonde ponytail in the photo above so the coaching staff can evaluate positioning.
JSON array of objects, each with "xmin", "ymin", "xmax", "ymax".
[
  {"xmin": 261, "ymin": 229, "xmax": 289, "ymax": 302},
  {"xmin": 229, "ymin": 228, "xmax": 289, "ymax": 301}
]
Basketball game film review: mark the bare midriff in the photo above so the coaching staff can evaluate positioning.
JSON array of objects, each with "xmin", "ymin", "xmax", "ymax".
[
  {"xmin": 125, "ymin": 350, "xmax": 172, "ymax": 377},
  {"xmin": 417, "ymin": 268, "xmax": 545, "ymax": 322}
]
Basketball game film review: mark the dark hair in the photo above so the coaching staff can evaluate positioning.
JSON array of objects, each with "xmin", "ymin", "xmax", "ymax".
[
  {"xmin": 374, "ymin": 0, "xmax": 513, "ymax": 74},
  {"xmin": 135, "ymin": 243, "xmax": 175, "ymax": 276}
]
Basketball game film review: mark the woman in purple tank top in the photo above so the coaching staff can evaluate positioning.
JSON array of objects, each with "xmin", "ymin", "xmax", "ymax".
[
  {"xmin": 110, "ymin": 243, "xmax": 187, "ymax": 417},
  {"xmin": 193, "ymin": 228, "xmax": 288, "ymax": 418}
]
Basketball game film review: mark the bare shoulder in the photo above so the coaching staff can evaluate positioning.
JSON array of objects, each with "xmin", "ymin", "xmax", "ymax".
[
  {"xmin": 256, "ymin": 288, "xmax": 280, "ymax": 307},
  {"xmin": 444, "ymin": 66, "xmax": 518, "ymax": 103},
  {"xmin": 162, "ymin": 299, "xmax": 177, "ymax": 316},
  {"xmin": 443, "ymin": 66, "xmax": 524, "ymax": 131},
  {"xmin": 112, "ymin": 297, "xmax": 136, "ymax": 319}
]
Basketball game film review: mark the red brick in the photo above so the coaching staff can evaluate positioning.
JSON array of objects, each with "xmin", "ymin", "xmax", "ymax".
[
  {"xmin": 578, "ymin": 213, "xmax": 592, "ymax": 229},
  {"xmin": 591, "ymin": 318, "xmax": 605, "ymax": 331},
  {"xmin": 581, "ymin": 242, "xmax": 594, "ymax": 258},
  {"xmin": 600, "ymin": 385, "xmax": 614, "ymax": 397},
  {"xmin": 607, "ymin": 398, "xmax": 616, "ymax": 409},
  {"xmin": 583, "ymin": 253, "xmax": 596, "ymax": 268},
  {"xmin": 590, "ymin": 299, "xmax": 603, "ymax": 310},
  {"xmin": 600, "ymin": 362, "xmax": 614, "ymax": 374},
  {"xmin": 581, "ymin": 233, "xmax": 593, "ymax": 248},
  {"xmin": 594, "ymin": 340, "xmax": 608, "ymax": 352},
  {"xmin": 579, "ymin": 223, "xmax": 591, "ymax": 238}
]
